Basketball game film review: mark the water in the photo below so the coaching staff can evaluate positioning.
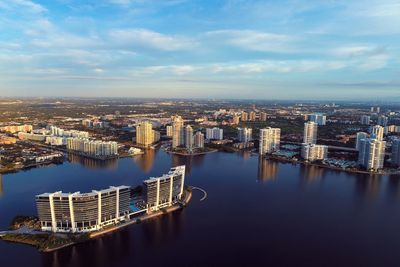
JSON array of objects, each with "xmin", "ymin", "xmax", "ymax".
[{"xmin": 1, "ymin": 149, "xmax": 400, "ymax": 266}]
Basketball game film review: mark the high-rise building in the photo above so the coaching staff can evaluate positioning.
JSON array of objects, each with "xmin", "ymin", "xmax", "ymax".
[
  {"xmin": 309, "ymin": 113, "xmax": 326, "ymax": 125},
  {"xmin": 166, "ymin": 125, "xmax": 173, "ymax": 137},
  {"xmin": 360, "ymin": 115, "xmax": 371, "ymax": 125},
  {"xmin": 370, "ymin": 125, "xmax": 384, "ymax": 141},
  {"xmin": 259, "ymin": 127, "xmax": 280, "ymax": 155},
  {"xmin": 238, "ymin": 128, "xmax": 252, "ymax": 143},
  {"xmin": 206, "ymin": 127, "xmax": 223, "ymax": 140},
  {"xmin": 143, "ymin": 166, "xmax": 185, "ymax": 212},
  {"xmin": 355, "ymin": 132, "xmax": 368, "ymax": 151},
  {"xmin": 36, "ymin": 186, "xmax": 130, "ymax": 233},
  {"xmin": 172, "ymin": 116, "xmax": 184, "ymax": 148},
  {"xmin": 153, "ymin": 130, "xmax": 160, "ymax": 143},
  {"xmin": 377, "ymin": 116, "xmax": 388, "ymax": 126},
  {"xmin": 392, "ymin": 139, "xmax": 400, "ymax": 167},
  {"xmin": 241, "ymin": 112, "xmax": 249, "ymax": 122},
  {"xmin": 358, "ymin": 138, "xmax": 386, "ymax": 171},
  {"xmin": 194, "ymin": 131, "xmax": 205, "ymax": 148},
  {"xmin": 185, "ymin": 125, "xmax": 194, "ymax": 149},
  {"xmin": 301, "ymin": 144, "xmax": 328, "ymax": 162},
  {"xmin": 136, "ymin": 121, "xmax": 154, "ymax": 146},
  {"xmin": 303, "ymin": 122, "xmax": 318, "ymax": 144},
  {"xmin": 371, "ymin": 107, "xmax": 381, "ymax": 113},
  {"xmin": 67, "ymin": 138, "xmax": 118, "ymax": 157},
  {"xmin": 232, "ymin": 116, "xmax": 240, "ymax": 125},
  {"xmin": 249, "ymin": 111, "xmax": 256, "ymax": 121},
  {"xmin": 259, "ymin": 112, "xmax": 267, "ymax": 122}
]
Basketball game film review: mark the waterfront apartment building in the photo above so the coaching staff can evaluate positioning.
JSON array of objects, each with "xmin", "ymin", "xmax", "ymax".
[
  {"xmin": 185, "ymin": 125, "xmax": 194, "ymax": 149},
  {"xmin": 36, "ymin": 186, "xmax": 130, "ymax": 233},
  {"xmin": 241, "ymin": 112, "xmax": 249, "ymax": 122},
  {"xmin": 143, "ymin": 166, "xmax": 186, "ymax": 212},
  {"xmin": 67, "ymin": 138, "xmax": 118, "ymax": 157},
  {"xmin": 391, "ymin": 139, "xmax": 400, "ymax": 167},
  {"xmin": 172, "ymin": 115, "xmax": 184, "ymax": 148},
  {"xmin": 309, "ymin": 113, "xmax": 326, "ymax": 125},
  {"xmin": 194, "ymin": 131, "xmax": 205, "ymax": 148},
  {"xmin": 136, "ymin": 121, "xmax": 154, "ymax": 146},
  {"xmin": 238, "ymin": 128, "xmax": 252, "ymax": 143},
  {"xmin": 259, "ymin": 127, "xmax": 280, "ymax": 155},
  {"xmin": 0, "ymin": 124, "xmax": 32, "ymax": 133},
  {"xmin": 360, "ymin": 115, "xmax": 371, "ymax": 125},
  {"xmin": 357, "ymin": 138, "xmax": 386, "ymax": 171},
  {"xmin": 301, "ymin": 143, "xmax": 328, "ymax": 162},
  {"xmin": 370, "ymin": 125, "xmax": 384, "ymax": 141},
  {"xmin": 303, "ymin": 122, "xmax": 318, "ymax": 144},
  {"xmin": 260, "ymin": 112, "xmax": 267, "ymax": 122},
  {"xmin": 355, "ymin": 132, "xmax": 368, "ymax": 151},
  {"xmin": 249, "ymin": 111, "xmax": 256, "ymax": 121},
  {"xmin": 166, "ymin": 125, "xmax": 173, "ymax": 137},
  {"xmin": 206, "ymin": 127, "xmax": 223, "ymax": 140},
  {"xmin": 377, "ymin": 116, "xmax": 389, "ymax": 127}
]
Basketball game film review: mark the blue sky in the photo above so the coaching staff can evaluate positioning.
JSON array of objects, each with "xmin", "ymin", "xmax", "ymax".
[{"xmin": 0, "ymin": 0, "xmax": 399, "ymax": 100}]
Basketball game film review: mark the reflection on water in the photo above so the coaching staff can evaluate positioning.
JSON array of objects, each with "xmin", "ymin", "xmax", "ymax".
[
  {"xmin": 299, "ymin": 165, "xmax": 326, "ymax": 184},
  {"xmin": 68, "ymin": 154, "xmax": 118, "ymax": 170},
  {"xmin": 257, "ymin": 157, "xmax": 279, "ymax": 182},
  {"xmin": 171, "ymin": 154, "xmax": 205, "ymax": 175},
  {"xmin": 387, "ymin": 175, "xmax": 400, "ymax": 199},
  {"xmin": 0, "ymin": 174, "xmax": 3, "ymax": 197},
  {"xmin": 132, "ymin": 148, "xmax": 156, "ymax": 173},
  {"xmin": 355, "ymin": 175, "xmax": 382, "ymax": 202}
]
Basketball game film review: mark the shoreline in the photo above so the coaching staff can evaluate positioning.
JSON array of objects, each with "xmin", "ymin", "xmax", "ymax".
[
  {"xmin": 0, "ymin": 187, "xmax": 193, "ymax": 253},
  {"xmin": 165, "ymin": 148, "xmax": 218, "ymax": 156}
]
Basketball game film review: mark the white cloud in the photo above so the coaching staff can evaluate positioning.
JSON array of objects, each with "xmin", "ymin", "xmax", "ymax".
[{"xmin": 9, "ymin": 0, "xmax": 46, "ymax": 13}]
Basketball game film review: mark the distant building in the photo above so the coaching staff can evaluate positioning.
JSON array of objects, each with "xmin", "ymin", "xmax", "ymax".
[
  {"xmin": 50, "ymin": 126, "xmax": 89, "ymax": 139},
  {"xmin": 82, "ymin": 119, "xmax": 93, "ymax": 128},
  {"xmin": 301, "ymin": 143, "xmax": 328, "ymax": 162},
  {"xmin": 358, "ymin": 138, "xmax": 386, "ymax": 171},
  {"xmin": 259, "ymin": 127, "xmax": 280, "ymax": 155},
  {"xmin": 66, "ymin": 138, "xmax": 118, "ymax": 157},
  {"xmin": 0, "ymin": 124, "xmax": 32, "ymax": 133},
  {"xmin": 259, "ymin": 112, "xmax": 267, "ymax": 121},
  {"xmin": 241, "ymin": 112, "xmax": 249, "ymax": 122},
  {"xmin": 143, "ymin": 166, "xmax": 185, "ymax": 212},
  {"xmin": 238, "ymin": 128, "xmax": 252, "ymax": 143},
  {"xmin": 153, "ymin": 130, "xmax": 160, "ymax": 143},
  {"xmin": 136, "ymin": 121, "xmax": 154, "ymax": 146},
  {"xmin": 360, "ymin": 115, "xmax": 371, "ymax": 125},
  {"xmin": 36, "ymin": 186, "xmax": 130, "ymax": 233},
  {"xmin": 232, "ymin": 116, "xmax": 240, "ymax": 125},
  {"xmin": 194, "ymin": 131, "xmax": 205, "ymax": 148},
  {"xmin": 0, "ymin": 136, "xmax": 17, "ymax": 145},
  {"xmin": 309, "ymin": 113, "xmax": 326, "ymax": 125},
  {"xmin": 377, "ymin": 115, "xmax": 388, "ymax": 127},
  {"xmin": 355, "ymin": 132, "xmax": 368, "ymax": 151},
  {"xmin": 18, "ymin": 132, "xmax": 46, "ymax": 142},
  {"xmin": 172, "ymin": 115, "xmax": 184, "ymax": 148},
  {"xmin": 166, "ymin": 125, "xmax": 173, "ymax": 137},
  {"xmin": 185, "ymin": 125, "xmax": 194, "ymax": 149},
  {"xmin": 249, "ymin": 111, "xmax": 256, "ymax": 121},
  {"xmin": 371, "ymin": 107, "xmax": 380, "ymax": 113},
  {"xmin": 303, "ymin": 122, "xmax": 317, "ymax": 144},
  {"xmin": 206, "ymin": 127, "xmax": 223, "ymax": 140},
  {"xmin": 392, "ymin": 139, "xmax": 400, "ymax": 167},
  {"xmin": 370, "ymin": 125, "xmax": 384, "ymax": 141},
  {"xmin": 45, "ymin": 136, "xmax": 66, "ymax": 146}
]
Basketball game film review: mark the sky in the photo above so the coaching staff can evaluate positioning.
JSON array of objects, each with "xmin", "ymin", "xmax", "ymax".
[{"xmin": 0, "ymin": 0, "xmax": 399, "ymax": 100}]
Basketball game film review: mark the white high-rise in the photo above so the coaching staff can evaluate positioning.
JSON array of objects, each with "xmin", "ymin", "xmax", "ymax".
[
  {"xmin": 358, "ymin": 138, "xmax": 386, "ymax": 171},
  {"xmin": 172, "ymin": 116, "xmax": 184, "ymax": 148},
  {"xmin": 206, "ymin": 127, "xmax": 223, "ymax": 140},
  {"xmin": 370, "ymin": 125, "xmax": 384, "ymax": 141},
  {"xmin": 259, "ymin": 127, "xmax": 280, "ymax": 155},
  {"xmin": 238, "ymin": 128, "xmax": 252, "ymax": 143},
  {"xmin": 185, "ymin": 125, "xmax": 194, "ymax": 149},
  {"xmin": 301, "ymin": 144, "xmax": 328, "ymax": 162},
  {"xmin": 309, "ymin": 113, "xmax": 326, "ymax": 125},
  {"xmin": 303, "ymin": 122, "xmax": 317, "ymax": 144},
  {"xmin": 377, "ymin": 116, "xmax": 388, "ymax": 126},
  {"xmin": 360, "ymin": 115, "xmax": 371, "ymax": 125},
  {"xmin": 355, "ymin": 132, "xmax": 368, "ymax": 151}
]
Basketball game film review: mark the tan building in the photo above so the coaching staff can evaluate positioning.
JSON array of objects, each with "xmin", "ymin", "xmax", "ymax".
[
  {"xmin": 136, "ymin": 121, "xmax": 154, "ymax": 146},
  {"xmin": 0, "ymin": 136, "xmax": 17, "ymax": 145}
]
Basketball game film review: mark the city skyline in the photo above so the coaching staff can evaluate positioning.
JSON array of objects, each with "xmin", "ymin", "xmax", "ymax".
[{"xmin": 1, "ymin": 0, "xmax": 399, "ymax": 100}]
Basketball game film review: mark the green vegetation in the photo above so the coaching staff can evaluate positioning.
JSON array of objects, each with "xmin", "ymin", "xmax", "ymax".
[{"xmin": 9, "ymin": 215, "xmax": 39, "ymax": 230}]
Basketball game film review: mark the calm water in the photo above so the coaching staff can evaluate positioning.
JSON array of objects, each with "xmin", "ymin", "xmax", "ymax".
[{"xmin": 1, "ymin": 149, "xmax": 400, "ymax": 266}]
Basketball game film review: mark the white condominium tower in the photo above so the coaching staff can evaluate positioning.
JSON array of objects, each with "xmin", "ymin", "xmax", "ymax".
[
  {"xmin": 309, "ymin": 113, "xmax": 326, "ymax": 125},
  {"xmin": 172, "ymin": 115, "xmax": 184, "ymax": 148},
  {"xmin": 238, "ymin": 128, "xmax": 252, "ymax": 143},
  {"xmin": 301, "ymin": 144, "xmax": 328, "ymax": 162},
  {"xmin": 143, "ymin": 166, "xmax": 186, "ymax": 212},
  {"xmin": 360, "ymin": 115, "xmax": 371, "ymax": 125},
  {"xmin": 136, "ymin": 121, "xmax": 154, "ymax": 146},
  {"xmin": 36, "ymin": 186, "xmax": 130, "ymax": 233},
  {"xmin": 370, "ymin": 125, "xmax": 384, "ymax": 141},
  {"xmin": 166, "ymin": 125, "xmax": 173, "ymax": 137},
  {"xmin": 185, "ymin": 125, "xmax": 194, "ymax": 149},
  {"xmin": 206, "ymin": 127, "xmax": 223, "ymax": 140},
  {"xmin": 358, "ymin": 138, "xmax": 386, "ymax": 171},
  {"xmin": 194, "ymin": 131, "xmax": 205, "ymax": 148},
  {"xmin": 259, "ymin": 127, "xmax": 281, "ymax": 155},
  {"xmin": 303, "ymin": 121, "xmax": 318, "ymax": 144},
  {"xmin": 355, "ymin": 132, "xmax": 368, "ymax": 151}
]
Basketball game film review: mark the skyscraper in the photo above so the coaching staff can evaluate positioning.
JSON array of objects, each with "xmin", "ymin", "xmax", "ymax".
[
  {"xmin": 232, "ymin": 116, "xmax": 240, "ymax": 125},
  {"xmin": 356, "ymin": 132, "xmax": 368, "ymax": 151},
  {"xmin": 194, "ymin": 131, "xmax": 205, "ymax": 148},
  {"xmin": 185, "ymin": 125, "xmax": 194, "ymax": 149},
  {"xmin": 309, "ymin": 113, "xmax": 326, "ymax": 125},
  {"xmin": 301, "ymin": 144, "xmax": 328, "ymax": 162},
  {"xmin": 206, "ymin": 127, "xmax": 223, "ymax": 140},
  {"xmin": 377, "ymin": 115, "xmax": 388, "ymax": 127},
  {"xmin": 136, "ymin": 121, "xmax": 153, "ymax": 146},
  {"xmin": 303, "ymin": 122, "xmax": 317, "ymax": 144},
  {"xmin": 360, "ymin": 115, "xmax": 371, "ymax": 125},
  {"xmin": 370, "ymin": 125, "xmax": 384, "ymax": 141},
  {"xmin": 166, "ymin": 125, "xmax": 173, "ymax": 137},
  {"xmin": 391, "ymin": 139, "xmax": 400, "ymax": 167},
  {"xmin": 259, "ymin": 127, "xmax": 281, "ymax": 155},
  {"xmin": 259, "ymin": 112, "xmax": 267, "ymax": 122},
  {"xmin": 249, "ymin": 111, "xmax": 256, "ymax": 121},
  {"xmin": 241, "ymin": 112, "xmax": 249, "ymax": 122},
  {"xmin": 172, "ymin": 116, "xmax": 184, "ymax": 148},
  {"xmin": 358, "ymin": 138, "xmax": 386, "ymax": 171},
  {"xmin": 238, "ymin": 128, "xmax": 252, "ymax": 143}
]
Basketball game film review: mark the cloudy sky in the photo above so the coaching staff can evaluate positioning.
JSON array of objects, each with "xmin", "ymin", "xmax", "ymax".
[{"xmin": 0, "ymin": 0, "xmax": 399, "ymax": 100}]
